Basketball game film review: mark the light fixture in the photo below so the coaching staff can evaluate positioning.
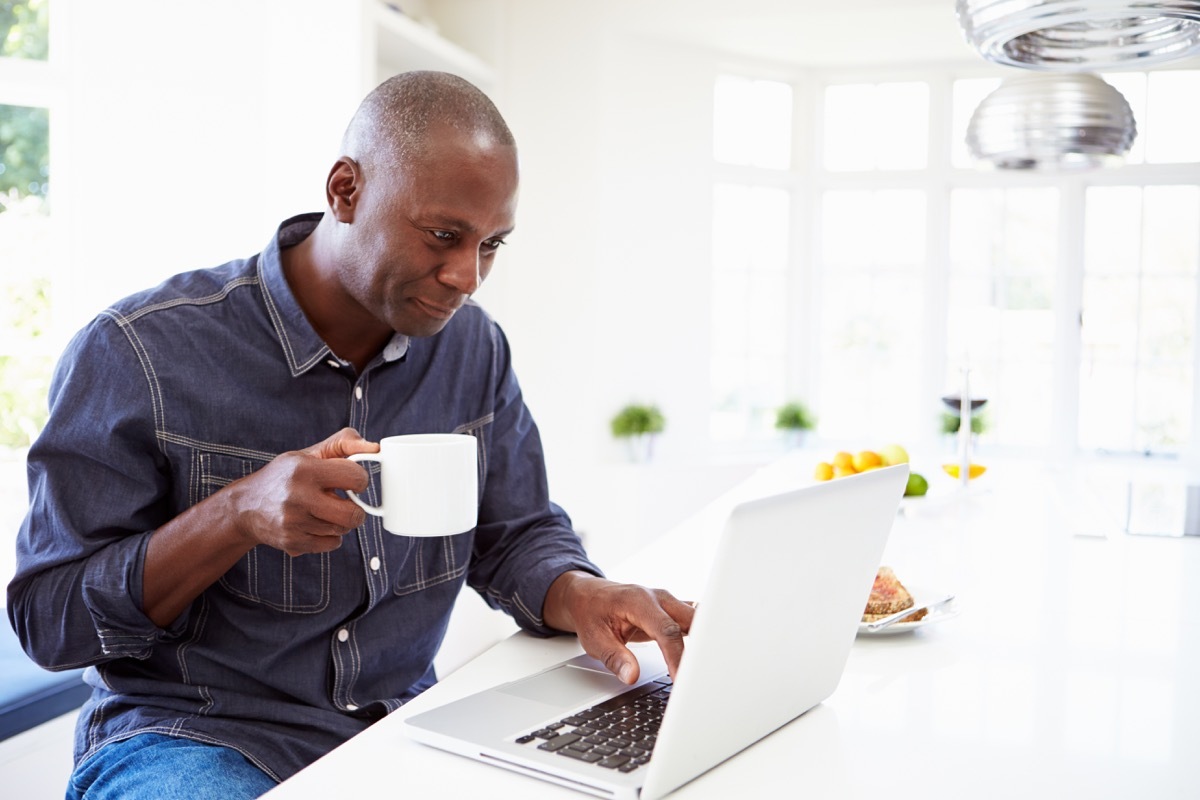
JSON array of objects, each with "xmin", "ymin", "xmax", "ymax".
[
  {"xmin": 965, "ymin": 72, "xmax": 1137, "ymax": 169},
  {"xmin": 957, "ymin": 0, "xmax": 1200, "ymax": 70}
]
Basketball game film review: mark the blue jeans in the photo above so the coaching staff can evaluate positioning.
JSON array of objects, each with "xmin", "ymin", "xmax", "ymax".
[{"xmin": 66, "ymin": 733, "xmax": 277, "ymax": 800}]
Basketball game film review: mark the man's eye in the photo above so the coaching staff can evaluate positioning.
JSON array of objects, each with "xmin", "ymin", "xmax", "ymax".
[
  {"xmin": 482, "ymin": 238, "xmax": 506, "ymax": 252},
  {"xmin": 431, "ymin": 230, "xmax": 455, "ymax": 242}
]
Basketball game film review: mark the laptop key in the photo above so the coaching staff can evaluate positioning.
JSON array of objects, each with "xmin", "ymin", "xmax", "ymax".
[
  {"xmin": 617, "ymin": 761, "xmax": 641, "ymax": 773},
  {"xmin": 514, "ymin": 734, "xmax": 536, "ymax": 744},
  {"xmin": 558, "ymin": 748, "xmax": 604, "ymax": 763},
  {"xmin": 537, "ymin": 733, "xmax": 582, "ymax": 752},
  {"xmin": 597, "ymin": 754, "xmax": 631, "ymax": 769}
]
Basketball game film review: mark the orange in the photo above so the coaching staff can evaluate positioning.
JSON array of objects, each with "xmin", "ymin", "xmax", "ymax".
[
  {"xmin": 813, "ymin": 462, "xmax": 834, "ymax": 481},
  {"xmin": 832, "ymin": 465, "xmax": 857, "ymax": 478},
  {"xmin": 832, "ymin": 451, "xmax": 856, "ymax": 473},
  {"xmin": 852, "ymin": 450, "xmax": 883, "ymax": 472}
]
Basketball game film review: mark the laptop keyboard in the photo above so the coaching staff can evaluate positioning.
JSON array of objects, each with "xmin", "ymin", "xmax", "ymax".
[{"xmin": 513, "ymin": 677, "xmax": 673, "ymax": 773}]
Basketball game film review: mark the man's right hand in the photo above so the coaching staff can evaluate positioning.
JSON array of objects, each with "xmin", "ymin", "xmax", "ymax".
[
  {"xmin": 227, "ymin": 428, "xmax": 379, "ymax": 556},
  {"xmin": 141, "ymin": 428, "xmax": 379, "ymax": 627}
]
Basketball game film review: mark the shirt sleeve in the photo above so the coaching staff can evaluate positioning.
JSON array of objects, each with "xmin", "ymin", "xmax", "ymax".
[
  {"xmin": 465, "ymin": 322, "xmax": 603, "ymax": 636},
  {"xmin": 6, "ymin": 312, "xmax": 178, "ymax": 670}
]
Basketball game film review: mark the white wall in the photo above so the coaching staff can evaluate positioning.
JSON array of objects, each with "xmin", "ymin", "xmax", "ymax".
[{"xmin": 53, "ymin": 0, "xmax": 362, "ymax": 338}]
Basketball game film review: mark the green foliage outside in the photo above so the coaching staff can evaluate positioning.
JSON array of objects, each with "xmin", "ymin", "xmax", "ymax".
[
  {"xmin": 0, "ymin": 2, "xmax": 54, "ymax": 450},
  {"xmin": 0, "ymin": 277, "xmax": 51, "ymax": 449},
  {"xmin": 1, "ymin": 1, "xmax": 51, "ymax": 205},
  {"xmin": 1, "ymin": 0, "xmax": 48, "ymax": 60},
  {"xmin": 774, "ymin": 400, "xmax": 816, "ymax": 431},
  {"xmin": 610, "ymin": 404, "xmax": 665, "ymax": 438}
]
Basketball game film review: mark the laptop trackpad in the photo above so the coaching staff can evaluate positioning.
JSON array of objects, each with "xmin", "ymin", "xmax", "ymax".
[{"xmin": 497, "ymin": 664, "xmax": 628, "ymax": 707}]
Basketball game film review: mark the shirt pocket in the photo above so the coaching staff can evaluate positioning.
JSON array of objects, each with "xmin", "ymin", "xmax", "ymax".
[
  {"xmin": 193, "ymin": 449, "xmax": 331, "ymax": 614},
  {"xmin": 392, "ymin": 534, "xmax": 472, "ymax": 597}
]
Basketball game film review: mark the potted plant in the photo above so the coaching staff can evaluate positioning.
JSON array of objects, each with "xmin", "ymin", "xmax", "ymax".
[
  {"xmin": 610, "ymin": 403, "xmax": 665, "ymax": 463},
  {"xmin": 774, "ymin": 400, "xmax": 816, "ymax": 448}
]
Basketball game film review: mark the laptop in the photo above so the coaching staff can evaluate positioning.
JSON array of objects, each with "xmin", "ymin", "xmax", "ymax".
[{"xmin": 404, "ymin": 464, "xmax": 908, "ymax": 799}]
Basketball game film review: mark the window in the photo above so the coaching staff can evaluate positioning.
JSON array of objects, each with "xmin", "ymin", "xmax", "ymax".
[
  {"xmin": 818, "ymin": 189, "xmax": 927, "ymax": 441},
  {"xmin": 710, "ymin": 65, "xmax": 1200, "ymax": 458},
  {"xmin": 1, "ymin": 0, "xmax": 54, "ymax": 591},
  {"xmin": 823, "ymin": 82, "xmax": 929, "ymax": 172},
  {"xmin": 1080, "ymin": 186, "xmax": 1200, "ymax": 453},
  {"xmin": 709, "ymin": 76, "xmax": 794, "ymax": 443},
  {"xmin": 946, "ymin": 188, "xmax": 1058, "ymax": 448}
]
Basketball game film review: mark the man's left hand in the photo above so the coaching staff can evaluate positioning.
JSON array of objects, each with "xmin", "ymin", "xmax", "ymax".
[{"xmin": 543, "ymin": 571, "xmax": 695, "ymax": 685}]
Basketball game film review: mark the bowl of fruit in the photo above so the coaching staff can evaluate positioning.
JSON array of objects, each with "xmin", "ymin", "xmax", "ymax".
[{"xmin": 813, "ymin": 444, "xmax": 929, "ymax": 499}]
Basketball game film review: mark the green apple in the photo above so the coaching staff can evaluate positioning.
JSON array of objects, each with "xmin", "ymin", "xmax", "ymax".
[{"xmin": 879, "ymin": 443, "xmax": 909, "ymax": 466}]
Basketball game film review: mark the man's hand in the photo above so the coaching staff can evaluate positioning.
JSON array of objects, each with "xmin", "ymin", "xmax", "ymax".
[
  {"xmin": 142, "ymin": 428, "xmax": 379, "ymax": 627},
  {"xmin": 226, "ymin": 427, "xmax": 379, "ymax": 556},
  {"xmin": 543, "ymin": 570, "xmax": 696, "ymax": 684}
]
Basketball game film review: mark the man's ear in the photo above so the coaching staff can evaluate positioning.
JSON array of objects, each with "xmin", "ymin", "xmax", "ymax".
[{"xmin": 327, "ymin": 157, "xmax": 361, "ymax": 223}]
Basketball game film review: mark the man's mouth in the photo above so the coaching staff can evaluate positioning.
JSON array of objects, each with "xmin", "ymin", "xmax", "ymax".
[{"xmin": 412, "ymin": 298, "xmax": 460, "ymax": 320}]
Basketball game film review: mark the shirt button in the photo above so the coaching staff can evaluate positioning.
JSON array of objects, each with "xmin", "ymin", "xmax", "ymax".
[
  {"xmin": 346, "ymin": 704, "xmax": 359, "ymax": 712},
  {"xmin": 354, "ymin": 385, "xmax": 363, "ymax": 400},
  {"xmin": 369, "ymin": 556, "xmax": 381, "ymax": 571},
  {"xmin": 326, "ymin": 359, "xmax": 340, "ymax": 369},
  {"xmin": 337, "ymin": 628, "xmax": 349, "ymax": 643}
]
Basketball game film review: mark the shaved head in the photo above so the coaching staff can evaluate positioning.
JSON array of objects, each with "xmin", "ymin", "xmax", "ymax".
[{"xmin": 341, "ymin": 71, "xmax": 515, "ymax": 177}]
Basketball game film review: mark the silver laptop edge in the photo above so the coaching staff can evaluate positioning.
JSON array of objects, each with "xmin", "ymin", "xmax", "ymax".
[{"xmin": 405, "ymin": 465, "xmax": 908, "ymax": 799}]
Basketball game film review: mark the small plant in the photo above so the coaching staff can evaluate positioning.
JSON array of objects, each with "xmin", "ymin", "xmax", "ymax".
[
  {"xmin": 610, "ymin": 404, "xmax": 665, "ymax": 438},
  {"xmin": 940, "ymin": 411, "xmax": 986, "ymax": 436},
  {"xmin": 774, "ymin": 401, "xmax": 816, "ymax": 431}
]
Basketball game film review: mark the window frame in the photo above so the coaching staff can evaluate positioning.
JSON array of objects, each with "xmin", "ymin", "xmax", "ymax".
[{"xmin": 710, "ymin": 59, "xmax": 1200, "ymax": 462}]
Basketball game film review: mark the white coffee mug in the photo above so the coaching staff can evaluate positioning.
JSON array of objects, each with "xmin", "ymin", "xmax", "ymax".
[{"xmin": 346, "ymin": 433, "xmax": 478, "ymax": 537}]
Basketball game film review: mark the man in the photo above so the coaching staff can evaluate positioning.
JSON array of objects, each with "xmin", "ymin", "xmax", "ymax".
[{"xmin": 8, "ymin": 71, "xmax": 694, "ymax": 799}]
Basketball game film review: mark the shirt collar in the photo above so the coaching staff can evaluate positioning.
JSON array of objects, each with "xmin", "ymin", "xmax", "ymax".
[{"xmin": 257, "ymin": 213, "xmax": 410, "ymax": 377}]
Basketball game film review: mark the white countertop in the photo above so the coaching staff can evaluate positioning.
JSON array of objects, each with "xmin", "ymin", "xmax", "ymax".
[{"xmin": 264, "ymin": 454, "xmax": 1200, "ymax": 799}]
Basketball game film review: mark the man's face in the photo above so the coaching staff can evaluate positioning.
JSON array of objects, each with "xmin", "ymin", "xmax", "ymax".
[{"xmin": 343, "ymin": 129, "xmax": 518, "ymax": 338}]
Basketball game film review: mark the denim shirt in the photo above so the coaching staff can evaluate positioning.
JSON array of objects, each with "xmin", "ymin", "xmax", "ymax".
[{"xmin": 6, "ymin": 214, "xmax": 600, "ymax": 782}]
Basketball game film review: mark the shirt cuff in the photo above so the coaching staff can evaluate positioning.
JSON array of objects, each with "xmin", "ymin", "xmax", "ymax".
[{"xmin": 79, "ymin": 530, "xmax": 183, "ymax": 657}]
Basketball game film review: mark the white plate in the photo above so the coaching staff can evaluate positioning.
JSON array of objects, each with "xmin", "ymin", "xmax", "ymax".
[{"xmin": 857, "ymin": 588, "xmax": 959, "ymax": 636}]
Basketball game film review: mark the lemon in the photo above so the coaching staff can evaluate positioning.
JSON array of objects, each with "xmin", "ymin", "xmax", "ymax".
[
  {"xmin": 832, "ymin": 465, "xmax": 857, "ymax": 478},
  {"xmin": 852, "ymin": 450, "xmax": 883, "ymax": 472},
  {"xmin": 904, "ymin": 472, "xmax": 929, "ymax": 497},
  {"xmin": 832, "ymin": 451, "xmax": 856, "ymax": 473},
  {"xmin": 813, "ymin": 462, "xmax": 834, "ymax": 481},
  {"xmin": 942, "ymin": 463, "xmax": 986, "ymax": 479},
  {"xmin": 879, "ymin": 444, "xmax": 909, "ymax": 466}
]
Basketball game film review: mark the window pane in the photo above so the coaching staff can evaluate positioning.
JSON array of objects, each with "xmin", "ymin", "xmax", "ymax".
[
  {"xmin": 1081, "ymin": 185, "xmax": 1200, "ymax": 455},
  {"xmin": 0, "ymin": 101, "xmax": 51, "ymax": 451},
  {"xmin": 1145, "ymin": 70, "xmax": 1200, "ymax": 164},
  {"xmin": 818, "ymin": 190, "xmax": 926, "ymax": 442},
  {"xmin": 825, "ymin": 82, "xmax": 929, "ymax": 171},
  {"xmin": 1084, "ymin": 186, "xmax": 1142, "ymax": 275},
  {"xmin": 0, "ymin": 0, "xmax": 49, "ymax": 61},
  {"xmin": 713, "ymin": 75, "xmax": 792, "ymax": 169},
  {"xmin": 947, "ymin": 188, "xmax": 1058, "ymax": 447},
  {"xmin": 710, "ymin": 183, "xmax": 791, "ymax": 441},
  {"xmin": 0, "ymin": 103, "xmax": 50, "ymax": 202}
]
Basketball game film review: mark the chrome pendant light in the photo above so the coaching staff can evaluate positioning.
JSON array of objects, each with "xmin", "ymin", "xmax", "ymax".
[
  {"xmin": 965, "ymin": 72, "xmax": 1137, "ymax": 169},
  {"xmin": 957, "ymin": 1, "xmax": 1200, "ymax": 70}
]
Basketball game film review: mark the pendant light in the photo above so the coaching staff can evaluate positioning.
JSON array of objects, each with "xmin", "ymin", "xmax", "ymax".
[
  {"xmin": 965, "ymin": 72, "xmax": 1137, "ymax": 169},
  {"xmin": 957, "ymin": 0, "xmax": 1200, "ymax": 70}
]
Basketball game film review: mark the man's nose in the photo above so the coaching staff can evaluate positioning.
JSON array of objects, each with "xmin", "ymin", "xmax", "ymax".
[{"xmin": 440, "ymin": 248, "xmax": 482, "ymax": 295}]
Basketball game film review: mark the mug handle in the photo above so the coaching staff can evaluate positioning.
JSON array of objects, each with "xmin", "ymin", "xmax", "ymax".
[{"xmin": 346, "ymin": 453, "xmax": 384, "ymax": 517}]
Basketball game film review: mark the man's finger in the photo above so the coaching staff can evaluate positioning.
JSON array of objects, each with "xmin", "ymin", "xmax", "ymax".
[{"xmin": 304, "ymin": 427, "xmax": 380, "ymax": 460}]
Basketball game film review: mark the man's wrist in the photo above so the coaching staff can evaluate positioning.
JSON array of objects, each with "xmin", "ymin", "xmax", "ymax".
[{"xmin": 543, "ymin": 569, "xmax": 600, "ymax": 632}]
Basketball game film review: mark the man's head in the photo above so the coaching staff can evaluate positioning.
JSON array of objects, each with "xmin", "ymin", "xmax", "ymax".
[{"xmin": 324, "ymin": 71, "xmax": 519, "ymax": 340}]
